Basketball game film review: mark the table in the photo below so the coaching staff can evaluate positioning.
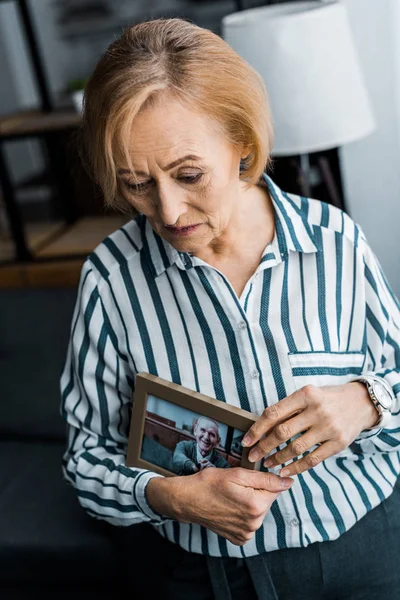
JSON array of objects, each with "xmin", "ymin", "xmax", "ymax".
[{"xmin": 0, "ymin": 109, "xmax": 82, "ymax": 261}]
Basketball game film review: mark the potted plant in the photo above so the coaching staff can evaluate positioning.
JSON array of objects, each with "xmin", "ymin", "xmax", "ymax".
[{"xmin": 67, "ymin": 78, "xmax": 87, "ymax": 112}]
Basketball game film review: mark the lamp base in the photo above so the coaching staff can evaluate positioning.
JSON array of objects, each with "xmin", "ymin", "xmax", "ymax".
[
  {"xmin": 269, "ymin": 150, "xmax": 346, "ymax": 213},
  {"xmin": 316, "ymin": 155, "xmax": 344, "ymax": 211},
  {"xmin": 298, "ymin": 154, "xmax": 345, "ymax": 212}
]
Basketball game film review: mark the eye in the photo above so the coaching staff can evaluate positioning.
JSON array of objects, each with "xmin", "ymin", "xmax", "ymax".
[
  {"xmin": 123, "ymin": 173, "xmax": 203, "ymax": 194},
  {"xmin": 124, "ymin": 181, "xmax": 151, "ymax": 194},
  {"xmin": 179, "ymin": 173, "xmax": 203, "ymax": 184}
]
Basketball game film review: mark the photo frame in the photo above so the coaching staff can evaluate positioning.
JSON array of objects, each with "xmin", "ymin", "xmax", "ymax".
[{"xmin": 126, "ymin": 372, "xmax": 262, "ymax": 477}]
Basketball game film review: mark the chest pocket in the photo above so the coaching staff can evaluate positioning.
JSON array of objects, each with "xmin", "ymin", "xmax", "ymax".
[{"xmin": 287, "ymin": 351, "xmax": 365, "ymax": 390}]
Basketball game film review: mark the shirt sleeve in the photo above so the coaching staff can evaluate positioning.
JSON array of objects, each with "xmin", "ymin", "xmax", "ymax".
[
  {"xmin": 352, "ymin": 227, "xmax": 400, "ymax": 453},
  {"xmin": 60, "ymin": 260, "xmax": 171, "ymax": 527}
]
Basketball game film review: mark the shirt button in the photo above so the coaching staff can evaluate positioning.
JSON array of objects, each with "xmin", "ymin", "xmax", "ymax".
[
  {"xmin": 238, "ymin": 321, "xmax": 247, "ymax": 330},
  {"xmin": 289, "ymin": 518, "xmax": 299, "ymax": 527},
  {"xmin": 251, "ymin": 370, "xmax": 259, "ymax": 379}
]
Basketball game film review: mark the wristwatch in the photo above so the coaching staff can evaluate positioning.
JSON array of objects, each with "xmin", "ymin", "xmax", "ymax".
[{"xmin": 352, "ymin": 374, "xmax": 394, "ymax": 431}]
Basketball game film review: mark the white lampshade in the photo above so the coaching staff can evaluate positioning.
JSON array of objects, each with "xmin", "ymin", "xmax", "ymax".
[{"xmin": 222, "ymin": 1, "xmax": 375, "ymax": 156}]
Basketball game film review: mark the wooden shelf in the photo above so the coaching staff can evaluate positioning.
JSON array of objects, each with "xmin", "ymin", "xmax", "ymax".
[
  {"xmin": 0, "ymin": 108, "xmax": 81, "ymax": 140},
  {"xmin": 0, "ymin": 220, "xmax": 66, "ymax": 262},
  {"xmin": 0, "ymin": 215, "xmax": 130, "ymax": 288},
  {"xmin": 35, "ymin": 215, "xmax": 129, "ymax": 258},
  {"xmin": 0, "ymin": 259, "xmax": 85, "ymax": 289}
]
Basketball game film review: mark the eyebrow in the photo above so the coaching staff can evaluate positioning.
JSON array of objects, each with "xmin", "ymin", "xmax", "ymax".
[{"xmin": 118, "ymin": 154, "xmax": 201, "ymax": 176}]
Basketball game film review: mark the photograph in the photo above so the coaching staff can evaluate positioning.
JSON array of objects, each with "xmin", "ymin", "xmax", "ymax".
[
  {"xmin": 126, "ymin": 373, "xmax": 261, "ymax": 476},
  {"xmin": 142, "ymin": 396, "xmax": 241, "ymax": 475}
]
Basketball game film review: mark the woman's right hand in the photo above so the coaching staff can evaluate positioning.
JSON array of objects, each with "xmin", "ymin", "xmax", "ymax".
[{"xmin": 146, "ymin": 467, "xmax": 294, "ymax": 546}]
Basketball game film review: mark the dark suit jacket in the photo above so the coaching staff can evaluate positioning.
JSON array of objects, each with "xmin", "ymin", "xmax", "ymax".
[{"xmin": 172, "ymin": 440, "xmax": 231, "ymax": 475}]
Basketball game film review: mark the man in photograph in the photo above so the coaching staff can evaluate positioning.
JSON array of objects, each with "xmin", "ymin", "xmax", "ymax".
[{"xmin": 172, "ymin": 417, "xmax": 231, "ymax": 475}]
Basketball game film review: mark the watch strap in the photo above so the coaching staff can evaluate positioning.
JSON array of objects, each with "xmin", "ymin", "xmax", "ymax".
[{"xmin": 353, "ymin": 375, "xmax": 393, "ymax": 431}]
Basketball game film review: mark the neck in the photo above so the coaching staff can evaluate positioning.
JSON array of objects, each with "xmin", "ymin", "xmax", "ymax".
[
  {"xmin": 200, "ymin": 448, "xmax": 212, "ymax": 457},
  {"xmin": 194, "ymin": 180, "xmax": 275, "ymax": 264}
]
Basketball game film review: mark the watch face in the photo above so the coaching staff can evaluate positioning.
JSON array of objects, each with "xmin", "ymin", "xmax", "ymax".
[{"xmin": 372, "ymin": 381, "xmax": 392, "ymax": 410}]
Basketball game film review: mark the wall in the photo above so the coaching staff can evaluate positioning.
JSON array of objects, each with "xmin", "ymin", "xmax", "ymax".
[
  {"xmin": 0, "ymin": 1, "xmax": 43, "ymax": 182},
  {"xmin": 339, "ymin": 0, "xmax": 400, "ymax": 296},
  {"xmin": 147, "ymin": 395, "xmax": 229, "ymax": 443}
]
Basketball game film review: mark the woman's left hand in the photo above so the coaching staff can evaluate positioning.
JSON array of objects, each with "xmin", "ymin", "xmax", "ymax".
[{"xmin": 242, "ymin": 382, "xmax": 380, "ymax": 477}]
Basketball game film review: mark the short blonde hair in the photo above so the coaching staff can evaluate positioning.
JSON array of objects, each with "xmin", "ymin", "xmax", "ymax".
[{"xmin": 82, "ymin": 17, "xmax": 274, "ymax": 213}]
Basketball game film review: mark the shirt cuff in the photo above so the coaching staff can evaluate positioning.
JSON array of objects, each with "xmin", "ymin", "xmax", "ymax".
[
  {"xmin": 354, "ymin": 426, "xmax": 383, "ymax": 443},
  {"xmin": 132, "ymin": 471, "xmax": 172, "ymax": 525}
]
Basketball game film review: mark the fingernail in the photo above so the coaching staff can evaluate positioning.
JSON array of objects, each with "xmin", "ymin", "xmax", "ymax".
[
  {"xmin": 242, "ymin": 435, "xmax": 252, "ymax": 447},
  {"xmin": 248, "ymin": 451, "xmax": 260, "ymax": 463},
  {"xmin": 249, "ymin": 450, "xmax": 264, "ymax": 462},
  {"xmin": 280, "ymin": 468, "xmax": 290, "ymax": 477},
  {"xmin": 264, "ymin": 457, "xmax": 274, "ymax": 467},
  {"xmin": 281, "ymin": 478, "xmax": 293, "ymax": 489}
]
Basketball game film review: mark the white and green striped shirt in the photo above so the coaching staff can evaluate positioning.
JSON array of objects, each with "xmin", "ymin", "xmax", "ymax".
[{"xmin": 60, "ymin": 174, "xmax": 400, "ymax": 558}]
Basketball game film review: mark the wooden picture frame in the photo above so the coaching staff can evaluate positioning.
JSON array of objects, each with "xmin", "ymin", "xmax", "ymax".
[{"xmin": 126, "ymin": 372, "xmax": 262, "ymax": 476}]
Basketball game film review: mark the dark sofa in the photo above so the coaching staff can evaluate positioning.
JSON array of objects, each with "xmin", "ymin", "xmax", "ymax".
[{"xmin": 0, "ymin": 288, "xmax": 172, "ymax": 599}]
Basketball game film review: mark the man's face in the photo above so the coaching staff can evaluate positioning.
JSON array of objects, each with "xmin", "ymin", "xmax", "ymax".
[{"xmin": 194, "ymin": 418, "xmax": 220, "ymax": 456}]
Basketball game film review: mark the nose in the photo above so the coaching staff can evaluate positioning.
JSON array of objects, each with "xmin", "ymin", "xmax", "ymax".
[{"xmin": 155, "ymin": 181, "xmax": 185, "ymax": 226}]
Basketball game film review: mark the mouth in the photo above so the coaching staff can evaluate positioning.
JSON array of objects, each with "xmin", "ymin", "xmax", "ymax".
[
  {"xmin": 200, "ymin": 440, "xmax": 210, "ymax": 449},
  {"xmin": 165, "ymin": 224, "xmax": 201, "ymax": 236}
]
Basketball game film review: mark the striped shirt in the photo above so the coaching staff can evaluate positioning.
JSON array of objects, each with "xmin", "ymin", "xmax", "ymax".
[{"xmin": 60, "ymin": 173, "xmax": 400, "ymax": 558}]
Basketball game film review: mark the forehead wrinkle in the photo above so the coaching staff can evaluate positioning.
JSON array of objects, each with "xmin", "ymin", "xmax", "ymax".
[
  {"xmin": 127, "ymin": 140, "xmax": 205, "ymax": 174},
  {"xmin": 130, "ymin": 130, "xmax": 205, "ymax": 155},
  {"xmin": 131, "ymin": 104, "xmax": 210, "ymax": 148}
]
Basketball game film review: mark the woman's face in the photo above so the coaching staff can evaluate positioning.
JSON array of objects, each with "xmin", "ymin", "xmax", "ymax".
[{"xmin": 117, "ymin": 96, "xmax": 249, "ymax": 253}]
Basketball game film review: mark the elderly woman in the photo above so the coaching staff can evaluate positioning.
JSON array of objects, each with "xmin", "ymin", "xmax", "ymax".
[{"xmin": 61, "ymin": 18, "xmax": 400, "ymax": 600}]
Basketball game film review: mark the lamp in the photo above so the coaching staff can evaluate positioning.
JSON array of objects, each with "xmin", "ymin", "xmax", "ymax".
[{"xmin": 222, "ymin": 1, "xmax": 375, "ymax": 203}]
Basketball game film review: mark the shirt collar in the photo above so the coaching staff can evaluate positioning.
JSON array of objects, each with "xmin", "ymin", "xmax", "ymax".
[
  {"xmin": 141, "ymin": 173, "xmax": 318, "ymax": 278},
  {"xmin": 264, "ymin": 174, "xmax": 318, "ymax": 257}
]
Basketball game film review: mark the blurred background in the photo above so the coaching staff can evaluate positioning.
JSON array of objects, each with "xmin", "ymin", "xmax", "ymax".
[{"xmin": 0, "ymin": 0, "xmax": 399, "ymax": 292}]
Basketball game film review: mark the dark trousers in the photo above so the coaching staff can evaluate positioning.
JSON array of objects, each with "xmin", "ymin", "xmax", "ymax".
[{"xmin": 114, "ymin": 476, "xmax": 400, "ymax": 599}]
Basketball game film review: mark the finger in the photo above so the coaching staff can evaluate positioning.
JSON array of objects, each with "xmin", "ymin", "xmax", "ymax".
[
  {"xmin": 263, "ymin": 430, "xmax": 322, "ymax": 469},
  {"xmin": 248, "ymin": 410, "xmax": 311, "ymax": 463},
  {"xmin": 242, "ymin": 389, "xmax": 307, "ymax": 447},
  {"xmin": 278, "ymin": 440, "xmax": 340, "ymax": 477},
  {"xmin": 235, "ymin": 469, "xmax": 294, "ymax": 491}
]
